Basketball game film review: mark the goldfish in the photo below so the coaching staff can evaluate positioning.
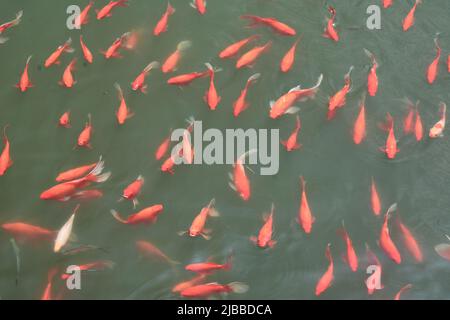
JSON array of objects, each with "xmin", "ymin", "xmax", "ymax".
[
  {"xmin": 155, "ymin": 132, "xmax": 172, "ymax": 160},
  {"xmin": 167, "ymin": 68, "xmax": 209, "ymax": 86},
  {"xmin": 180, "ymin": 282, "xmax": 248, "ymax": 298},
  {"xmin": 102, "ymin": 32, "xmax": 130, "ymax": 59},
  {"xmin": 323, "ymin": 6, "xmax": 339, "ymax": 42},
  {"xmin": 179, "ymin": 199, "xmax": 219, "ymax": 240},
  {"xmin": 1, "ymin": 222, "xmax": 55, "ymax": 243},
  {"xmin": 402, "ymin": 0, "xmax": 421, "ymax": 32},
  {"xmin": 77, "ymin": 114, "xmax": 93, "ymax": 149},
  {"xmin": 44, "ymin": 38, "xmax": 74, "ymax": 68},
  {"xmin": 132, "ymin": 61, "xmax": 159, "ymax": 93},
  {"xmin": 114, "ymin": 83, "xmax": 133, "ymax": 125},
  {"xmin": 394, "ymin": 284, "xmax": 412, "ymax": 300},
  {"xmin": 337, "ymin": 222, "xmax": 358, "ymax": 272},
  {"xmin": 172, "ymin": 275, "xmax": 207, "ymax": 293},
  {"xmin": 54, "ymin": 205, "xmax": 78, "ymax": 253},
  {"xmin": 353, "ymin": 94, "xmax": 366, "ymax": 145},
  {"xmin": 250, "ymin": 204, "xmax": 276, "ymax": 248},
  {"xmin": 397, "ymin": 216, "xmax": 423, "ymax": 263},
  {"xmin": 0, "ymin": 125, "xmax": 13, "ymax": 176},
  {"xmin": 120, "ymin": 175, "xmax": 144, "ymax": 207},
  {"xmin": 16, "ymin": 55, "xmax": 33, "ymax": 92},
  {"xmin": 365, "ymin": 243, "xmax": 384, "ymax": 295},
  {"xmin": 162, "ymin": 40, "xmax": 192, "ymax": 73},
  {"xmin": 41, "ymin": 268, "xmax": 58, "ymax": 300},
  {"xmin": 80, "ymin": 35, "xmax": 93, "ymax": 64},
  {"xmin": 233, "ymin": 73, "xmax": 260, "ymax": 117},
  {"xmin": 315, "ymin": 244, "xmax": 334, "ymax": 296},
  {"xmin": 328, "ymin": 66, "xmax": 353, "ymax": 119},
  {"xmin": 448, "ymin": 54, "xmax": 450, "ymax": 73},
  {"xmin": 123, "ymin": 29, "xmax": 139, "ymax": 50},
  {"xmin": 56, "ymin": 157, "xmax": 100, "ymax": 182},
  {"xmin": 219, "ymin": 35, "xmax": 260, "ymax": 59},
  {"xmin": 236, "ymin": 41, "xmax": 271, "ymax": 69},
  {"xmin": 280, "ymin": 38, "xmax": 300, "ymax": 73},
  {"xmin": 298, "ymin": 176, "xmax": 314, "ymax": 234},
  {"xmin": 270, "ymin": 74, "xmax": 323, "ymax": 119},
  {"xmin": 414, "ymin": 105, "xmax": 423, "ymax": 141},
  {"xmin": 96, "ymin": 0, "xmax": 129, "ymax": 20},
  {"xmin": 281, "ymin": 115, "xmax": 301, "ymax": 151},
  {"xmin": 435, "ymin": 236, "xmax": 450, "ymax": 261},
  {"xmin": 154, "ymin": 2, "xmax": 175, "ymax": 36},
  {"xmin": 229, "ymin": 150, "xmax": 255, "ymax": 201},
  {"xmin": 427, "ymin": 34, "xmax": 441, "ymax": 84},
  {"xmin": 76, "ymin": 1, "xmax": 94, "ymax": 27},
  {"xmin": 136, "ymin": 240, "xmax": 179, "ymax": 265},
  {"xmin": 185, "ymin": 255, "xmax": 232, "ymax": 274},
  {"xmin": 0, "ymin": 10, "xmax": 23, "ymax": 43},
  {"xmin": 61, "ymin": 261, "xmax": 115, "ymax": 280},
  {"xmin": 204, "ymin": 63, "xmax": 221, "ymax": 110},
  {"xmin": 111, "ymin": 205, "xmax": 164, "ymax": 225},
  {"xmin": 429, "ymin": 102, "xmax": 446, "ymax": 138},
  {"xmin": 403, "ymin": 102, "xmax": 415, "ymax": 134},
  {"xmin": 370, "ymin": 177, "xmax": 381, "ymax": 216},
  {"xmin": 380, "ymin": 113, "xmax": 399, "ymax": 159},
  {"xmin": 190, "ymin": 0, "xmax": 207, "ymax": 15},
  {"xmin": 364, "ymin": 49, "xmax": 378, "ymax": 96},
  {"xmin": 383, "ymin": 0, "xmax": 393, "ymax": 8},
  {"xmin": 60, "ymin": 59, "xmax": 77, "ymax": 88},
  {"xmin": 182, "ymin": 129, "xmax": 193, "ymax": 164},
  {"xmin": 240, "ymin": 15, "xmax": 296, "ymax": 36},
  {"xmin": 59, "ymin": 111, "xmax": 71, "ymax": 128},
  {"xmin": 379, "ymin": 203, "xmax": 401, "ymax": 264},
  {"xmin": 161, "ymin": 154, "xmax": 177, "ymax": 174}
]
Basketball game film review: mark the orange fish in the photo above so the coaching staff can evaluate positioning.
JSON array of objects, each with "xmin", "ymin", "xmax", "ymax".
[
  {"xmin": 185, "ymin": 255, "xmax": 232, "ymax": 274},
  {"xmin": 328, "ymin": 66, "xmax": 353, "ymax": 120},
  {"xmin": 60, "ymin": 59, "xmax": 77, "ymax": 88},
  {"xmin": 132, "ymin": 61, "xmax": 159, "ymax": 93},
  {"xmin": 281, "ymin": 115, "xmax": 302, "ymax": 151},
  {"xmin": 448, "ymin": 54, "xmax": 450, "ymax": 73},
  {"xmin": 379, "ymin": 203, "xmax": 401, "ymax": 264},
  {"xmin": 233, "ymin": 73, "xmax": 260, "ymax": 117},
  {"xmin": 16, "ymin": 55, "xmax": 33, "ymax": 92},
  {"xmin": 162, "ymin": 40, "xmax": 191, "ymax": 73},
  {"xmin": 0, "ymin": 125, "xmax": 13, "ymax": 176},
  {"xmin": 370, "ymin": 177, "xmax": 381, "ymax": 216},
  {"xmin": 397, "ymin": 216, "xmax": 423, "ymax": 263},
  {"xmin": 383, "ymin": 0, "xmax": 393, "ymax": 8},
  {"xmin": 96, "ymin": 0, "xmax": 129, "ymax": 20},
  {"xmin": 365, "ymin": 243, "xmax": 384, "ymax": 295},
  {"xmin": 180, "ymin": 282, "xmax": 248, "ymax": 298},
  {"xmin": 364, "ymin": 49, "xmax": 378, "ymax": 96},
  {"xmin": 353, "ymin": 94, "xmax": 366, "ymax": 145},
  {"xmin": 44, "ymin": 38, "xmax": 74, "ymax": 68},
  {"xmin": 270, "ymin": 74, "xmax": 323, "ymax": 119},
  {"xmin": 1, "ymin": 222, "xmax": 55, "ymax": 243},
  {"xmin": 77, "ymin": 114, "xmax": 93, "ymax": 149},
  {"xmin": 315, "ymin": 244, "xmax": 334, "ymax": 296},
  {"xmin": 240, "ymin": 15, "xmax": 296, "ymax": 36},
  {"xmin": 56, "ymin": 158, "xmax": 100, "ymax": 182},
  {"xmin": 429, "ymin": 102, "xmax": 446, "ymax": 138},
  {"xmin": 167, "ymin": 68, "xmax": 209, "ymax": 86},
  {"xmin": 380, "ymin": 113, "xmax": 399, "ymax": 159},
  {"xmin": 114, "ymin": 83, "xmax": 133, "ymax": 125},
  {"xmin": 102, "ymin": 32, "xmax": 130, "ymax": 59},
  {"xmin": 111, "ymin": 205, "xmax": 164, "ymax": 225},
  {"xmin": 403, "ymin": 102, "xmax": 415, "ymax": 134},
  {"xmin": 229, "ymin": 150, "xmax": 255, "ymax": 201},
  {"xmin": 219, "ymin": 35, "xmax": 260, "ymax": 59},
  {"xmin": 76, "ymin": 1, "xmax": 94, "ymax": 27},
  {"xmin": 298, "ymin": 176, "xmax": 314, "ymax": 234},
  {"xmin": 155, "ymin": 132, "xmax": 172, "ymax": 160},
  {"xmin": 80, "ymin": 35, "xmax": 93, "ymax": 64},
  {"xmin": 161, "ymin": 154, "xmax": 177, "ymax": 174},
  {"xmin": 190, "ymin": 0, "xmax": 207, "ymax": 15},
  {"xmin": 61, "ymin": 261, "xmax": 114, "ymax": 280},
  {"xmin": 323, "ymin": 6, "xmax": 339, "ymax": 42},
  {"xmin": 121, "ymin": 175, "xmax": 144, "ymax": 207},
  {"xmin": 136, "ymin": 240, "xmax": 179, "ymax": 265},
  {"xmin": 402, "ymin": 0, "xmax": 421, "ymax": 32},
  {"xmin": 236, "ymin": 41, "xmax": 271, "ymax": 69},
  {"xmin": 0, "ymin": 10, "xmax": 23, "ymax": 41},
  {"xmin": 172, "ymin": 274, "xmax": 207, "ymax": 293},
  {"xmin": 337, "ymin": 222, "xmax": 358, "ymax": 272},
  {"xmin": 41, "ymin": 268, "xmax": 58, "ymax": 300},
  {"xmin": 179, "ymin": 199, "xmax": 219, "ymax": 240},
  {"xmin": 59, "ymin": 111, "xmax": 71, "ymax": 128},
  {"xmin": 414, "ymin": 105, "xmax": 423, "ymax": 142},
  {"xmin": 427, "ymin": 34, "xmax": 441, "ymax": 84},
  {"xmin": 394, "ymin": 284, "xmax": 412, "ymax": 300},
  {"xmin": 204, "ymin": 63, "xmax": 221, "ymax": 110},
  {"xmin": 280, "ymin": 38, "xmax": 300, "ymax": 73},
  {"xmin": 154, "ymin": 2, "xmax": 175, "ymax": 36},
  {"xmin": 250, "ymin": 204, "xmax": 276, "ymax": 248}
]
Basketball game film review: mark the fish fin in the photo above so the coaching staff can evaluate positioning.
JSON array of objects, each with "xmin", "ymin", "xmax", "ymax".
[
  {"xmin": 292, "ymin": 143, "xmax": 302, "ymax": 150},
  {"xmin": 132, "ymin": 198, "xmax": 139, "ymax": 208},
  {"xmin": 177, "ymin": 230, "xmax": 187, "ymax": 236},
  {"xmin": 8, "ymin": 159, "xmax": 13, "ymax": 168},
  {"xmin": 289, "ymin": 85, "xmax": 301, "ymax": 93},
  {"xmin": 141, "ymin": 85, "xmax": 148, "ymax": 94},
  {"xmin": 201, "ymin": 233, "xmax": 211, "ymax": 240},
  {"xmin": 269, "ymin": 100, "xmax": 275, "ymax": 109},
  {"xmin": 249, "ymin": 236, "xmax": 257, "ymax": 244},
  {"xmin": 202, "ymin": 228, "xmax": 212, "ymax": 235},
  {"xmin": 284, "ymin": 106, "xmax": 300, "ymax": 115},
  {"xmin": 110, "ymin": 210, "xmax": 128, "ymax": 224},
  {"xmin": 268, "ymin": 240, "xmax": 277, "ymax": 248},
  {"xmin": 189, "ymin": 1, "xmax": 197, "ymax": 9}
]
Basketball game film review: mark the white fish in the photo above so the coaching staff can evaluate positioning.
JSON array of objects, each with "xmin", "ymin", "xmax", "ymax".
[{"xmin": 54, "ymin": 206, "xmax": 78, "ymax": 252}]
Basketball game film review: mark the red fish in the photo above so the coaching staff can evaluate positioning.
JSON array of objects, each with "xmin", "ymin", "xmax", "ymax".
[
  {"xmin": 394, "ymin": 284, "xmax": 412, "ymax": 300},
  {"xmin": 76, "ymin": 1, "xmax": 94, "ymax": 27},
  {"xmin": 154, "ymin": 2, "xmax": 175, "ymax": 36},
  {"xmin": 121, "ymin": 175, "xmax": 144, "ymax": 207},
  {"xmin": 2, "ymin": 222, "xmax": 55, "ymax": 243},
  {"xmin": 41, "ymin": 268, "xmax": 58, "ymax": 300},
  {"xmin": 315, "ymin": 244, "xmax": 334, "ymax": 296},
  {"xmin": 383, "ymin": 0, "xmax": 393, "ymax": 8},
  {"xmin": 365, "ymin": 243, "xmax": 384, "ymax": 295},
  {"xmin": 155, "ymin": 132, "xmax": 172, "ymax": 160},
  {"xmin": 59, "ymin": 111, "xmax": 71, "ymax": 128},
  {"xmin": 16, "ymin": 55, "xmax": 33, "ymax": 92},
  {"xmin": 448, "ymin": 54, "xmax": 450, "ymax": 73},
  {"xmin": 0, "ymin": 125, "xmax": 13, "ymax": 176},
  {"xmin": 204, "ymin": 63, "xmax": 221, "ymax": 110},
  {"xmin": 233, "ymin": 73, "xmax": 260, "ymax": 117},
  {"xmin": 379, "ymin": 113, "xmax": 398, "ymax": 159},
  {"xmin": 161, "ymin": 154, "xmax": 177, "ymax": 174},
  {"xmin": 219, "ymin": 35, "xmax": 260, "ymax": 59},
  {"xmin": 370, "ymin": 177, "xmax": 381, "ymax": 216},
  {"xmin": 132, "ymin": 61, "xmax": 159, "ymax": 93},
  {"xmin": 250, "ymin": 204, "xmax": 276, "ymax": 249},
  {"xmin": 364, "ymin": 49, "xmax": 378, "ymax": 96},
  {"xmin": 236, "ymin": 41, "xmax": 271, "ymax": 69},
  {"xmin": 337, "ymin": 222, "xmax": 358, "ymax": 272},
  {"xmin": 61, "ymin": 261, "xmax": 114, "ymax": 280},
  {"xmin": 379, "ymin": 203, "xmax": 401, "ymax": 264},
  {"xmin": 56, "ymin": 159, "xmax": 99, "ymax": 182},
  {"xmin": 0, "ymin": 11, "xmax": 23, "ymax": 42},
  {"xmin": 179, "ymin": 199, "xmax": 219, "ymax": 240},
  {"xmin": 44, "ymin": 38, "xmax": 74, "ymax": 68},
  {"xmin": 298, "ymin": 176, "xmax": 314, "ymax": 234},
  {"xmin": 414, "ymin": 106, "xmax": 423, "ymax": 141},
  {"xmin": 397, "ymin": 216, "xmax": 423, "ymax": 263},
  {"xmin": 114, "ymin": 83, "xmax": 133, "ymax": 125},
  {"xmin": 111, "ymin": 205, "xmax": 164, "ymax": 225},
  {"xmin": 180, "ymin": 282, "xmax": 248, "ymax": 298},
  {"xmin": 270, "ymin": 74, "xmax": 323, "ymax": 119},
  {"xmin": 402, "ymin": 0, "xmax": 421, "ymax": 32},
  {"xmin": 429, "ymin": 102, "xmax": 446, "ymax": 138},
  {"xmin": 323, "ymin": 6, "xmax": 339, "ymax": 42},
  {"xmin": 328, "ymin": 66, "xmax": 353, "ymax": 120},
  {"xmin": 136, "ymin": 240, "xmax": 179, "ymax": 265},
  {"xmin": 172, "ymin": 275, "xmax": 207, "ymax": 293},
  {"xmin": 403, "ymin": 103, "xmax": 415, "ymax": 134},
  {"xmin": 162, "ymin": 40, "xmax": 192, "ymax": 73},
  {"xmin": 96, "ymin": 0, "xmax": 129, "ymax": 20},
  {"xmin": 190, "ymin": 0, "xmax": 207, "ymax": 15},
  {"xmin": 229, "ymin": 150, "xmax": 255, "ymax": 201},
  {"xmin": 60, "ymin": 59, "xmax": 77, "ymax": 88},
  {"xmin": 280, "ymin": 38, "xmax": 300, "ymax": 73},
  {"xmin": 167, "ymin": 69, "xmax": 209, "ymax": 86},
  {"xmin": 102, "ymin": 32, "xmax": 130, "ymax": 59},
  {"xmin": 281, "ymin": 115, "xmax": 301, "ymax": 151},
  {"xmin": 353, "ymin": 94, "xmax": 366, "ymax": 145},
  {"xmin": 80, "ymin": 35, "xmax": 93, "ymax": 64},
  {"xmin": 240, "ymin": 15, "xmax": 296, "ymax": 36},
  {"xmin": 185, "ymin": 255, "xmax": 232, "ymax": 274},
  {"xmin": 427, "ymin": 34, "xmax": 441, "ymax": 84},
  {"xmin": 77, "ymin": 114, "xmax": 93, "ymax": 149}
]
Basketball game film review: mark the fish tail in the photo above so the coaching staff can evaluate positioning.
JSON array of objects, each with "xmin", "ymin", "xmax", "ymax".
[
  {"xmin": 143, "ymin": 61, "xmax": 160, "ymax": 73},
  {"xmin": 3, "ymin": 124, "xmax": 10, "ymax": 142},
  {"xmin": 228, "ymin": 282, "xmax": 249, "ymax": 294},
  {"xmin": 13, "ymin": 10, "xmax": 23, "ymax": 26},
  {"xmin": 312, "ymin": 73, "xmax": 324, "ymax": 90},
  {"xmin": 300, "ymin": 175, "xmax": 306, "ymax": 190},
  {"xmin": 240, "ymin": 15, "xmax": 263, "ymax": 27},
  {"xmin": 114, "ymin": 82, "xmax": 123, "ymax": 100},
  {"xmin": 345, "ymin": 66, "xmax": 354, "ymax": 83},
  {"xmin": 325, "ymin": 243, "xmax": 333, "ymax": 262},
  {"xmin": 439, "ymin": 102, "xmax": 447, "ymax": 117},
  {"xmin": 177, "ymin": 40, "xmax": 192, "ymax": 52},
  {"xmin": 237, "ymin": 148, "xmax": 257, "ymax": 163},
  {"xmin": 110, "ymin": 210, "xmax": 128, "ymax": 224},
  {"xmin": 94, "ymin": 171, "xmax": 111, "ymax": 183},
  {"xmin": 295, "ymin": 115, "xmax": 301, "ymax": 130},
  {"xmin": 25, "ymin": 55, "xmax": 32, "ymax": 65},
  {"xmin": 224, "ymin": 253, "xmax": 233, "ymax": 270},
  {"xmin": 204, "ymin": 62, "xmax": 214, "ymax": 76},
  {"xmin": 117, "ymin": 0, "xmax": 129, "ymax": 7},
  {"xmin": 247, "ymin": 73, "xmax": 261, "ymax": 85},
  {"xmin": 167, "ymin": 2, "xmax": 175, "ymax": 15},
  {"xmin": 64, "ymin": 38, "xmax": 74, "ymax": 53}
]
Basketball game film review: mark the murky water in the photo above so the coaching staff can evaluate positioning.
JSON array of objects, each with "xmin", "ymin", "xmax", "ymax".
[{"xmin": 0, "ymin": 0, "xmax": 450, "ymax": 300}]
